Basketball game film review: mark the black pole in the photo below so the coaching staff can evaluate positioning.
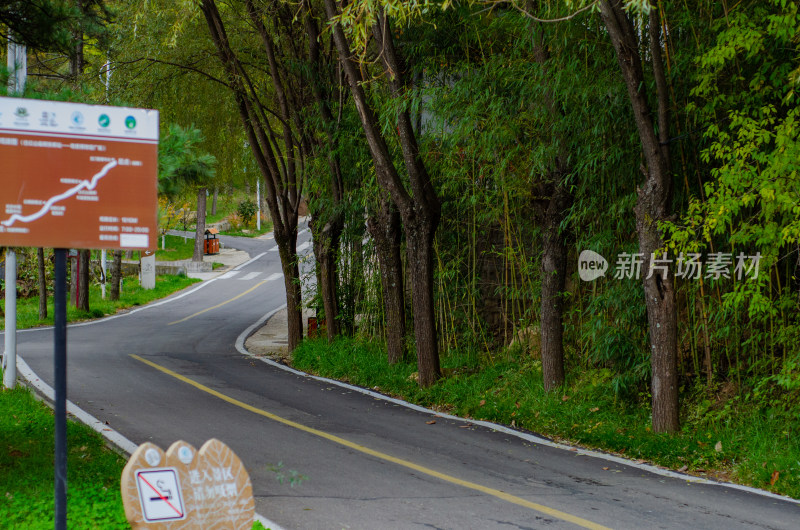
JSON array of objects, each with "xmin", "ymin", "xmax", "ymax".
[{"xmin": 54, "ymin": 249, "xmax": 67, "ymax": 530}]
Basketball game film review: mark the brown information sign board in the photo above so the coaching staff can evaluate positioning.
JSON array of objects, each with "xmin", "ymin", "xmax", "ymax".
[{"xmin": 0, "ymin": 97, "xmax": 158, "ymax": 250}]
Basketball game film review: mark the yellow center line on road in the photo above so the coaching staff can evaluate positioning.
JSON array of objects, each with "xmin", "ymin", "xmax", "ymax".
[
  {"xmin": 130, "ymin": 354, "xmax": 611, "ymax": 530},
  {"xmin": 167, "ymin": 279, "xmax": 269, "ymax": 326}
]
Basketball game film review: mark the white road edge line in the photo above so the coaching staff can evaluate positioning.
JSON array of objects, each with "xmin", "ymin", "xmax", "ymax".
[
  {"xmin": 1, "ymin": 251, "xmax": 272, "ymax": 336},
  {"xmin": 2, "ymin": 276, "xmax": 224, "ymax": 334},
  {"xmin": 233, "ymin": 252, "xmax": 267, "ymax": 271},
  {"xmin": 236, "ymin": 306, "xmax": 800, "ymax": 507},
  {"xmin": 15, "ymin": 354, "xmax": 286, "ymax": 530}
]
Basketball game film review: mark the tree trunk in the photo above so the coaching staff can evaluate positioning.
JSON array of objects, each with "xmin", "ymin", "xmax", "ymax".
[
  {"xmin": 211, "ymin": 187, "xmax": 218, "ymax": 216},
  {"xmin": 77, "ymin": 249, "xmax": 90, "ymax": 311},
  {"xmin": 405, "ymin": 215, "xmax": 439, "ymax": 385},
  {"xmin": 70, "ymin": 253, "xmax": 77, "ymax": 307},
  {"xmin": 532, "ymin": 26, "xmax": 573, "ymax": 391},
  {"xmin": 277, "ymin": 232, "xmax": 303, "ymax": 351},
  {"xmin": 70, "ymin": 0, "xmax": 84, "ymax": 87},
  {"xmin": 201, "ymin": 0, "xmax": 304, "ymax": 351},
  {"xmin": 310, "ymin": 215, "xmax": 341, "ymax": 341},
  {"xmin": 324, "ymin": 0, "xmax": 441, "ymax": 385},
  {"xmin": 539, "ymin": 185, "xmax": 571, "ymax": 391},
  {"xmin": 600, "ymin": 0, "xmax": 679, "ymax": 432},
  {"xmin": 367, "ymin": 200, "xmax": 406, "ymax": 364},
  {"xmin": 109, "ymin": 250, "xmax": 122, "ymax": 301},
  {"xmin": 37, "ymin": 248, "xmax": 47, "ymax": 319},
  {"xmin": 193, "ymin": 187, "xmax": 207, "ymax": 262}
]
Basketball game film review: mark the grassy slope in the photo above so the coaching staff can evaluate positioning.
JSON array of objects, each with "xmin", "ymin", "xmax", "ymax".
[
  {"xmin": 1, "ymin": 275, "xmax": 200, "ymax": 331},
  {"xmin": 0, "ymin": 388, "xmax": 271, "ymax": 529},
  {"xmin": 0, "ymin": 387, "xmax": 129, "ymax": 528},
  {"xmin": 291, "ymin": 337, "xmax": 800, "ymax": 500}
]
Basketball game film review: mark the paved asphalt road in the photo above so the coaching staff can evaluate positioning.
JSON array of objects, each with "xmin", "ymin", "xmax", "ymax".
[{"xmin": 11, "ymin": 225, "xmax": 800, "ymax": 529}]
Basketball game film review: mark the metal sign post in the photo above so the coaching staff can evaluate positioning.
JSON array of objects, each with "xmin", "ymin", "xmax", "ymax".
[
  {"xmin": 3, "ymin": 248, "xmax": 17, "ymax": 389},
  {"xmin": 0, "ymin": 97, "xmax": 158, "ymax": 530},
  {"xmin": 53, "ymin": 249, "xmax": 67, "ymax": 529}
]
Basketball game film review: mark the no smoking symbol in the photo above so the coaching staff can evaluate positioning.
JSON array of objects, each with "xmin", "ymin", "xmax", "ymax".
[{"xmin": 135, "ymin": 468, "xmax": 186, "ymax": 522}]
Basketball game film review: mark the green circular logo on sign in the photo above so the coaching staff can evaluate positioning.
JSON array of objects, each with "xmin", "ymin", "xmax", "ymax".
[
  {"xmin": 125, "ymin": 116, "xmax": 136, "ymax": 129},
  {"xmin": 98, "ymin": 114, "xmax": 110, "ymax": 128}
]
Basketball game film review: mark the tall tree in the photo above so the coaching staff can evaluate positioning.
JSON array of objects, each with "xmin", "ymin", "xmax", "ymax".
[
  {"xmin": 599, "ymin": 0, "xmax": 678, "ymax": 431},
  {"xmin": 324, "ymin": 0, "xmax": 443, "ymax": 386},
  {"xmin": 200, "ymin": 0, "xmax": 306, "ymax": 350},
  {"xmin": 302, "ymin": 6, "xmax": 345, "ymax": 341},
  {"xmin": 159, "ymin": 124, "xmax": 217, "ymax": 262}
]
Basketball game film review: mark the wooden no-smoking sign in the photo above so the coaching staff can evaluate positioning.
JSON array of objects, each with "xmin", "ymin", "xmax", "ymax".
[{"xmin": 121, "ymin": 439, "xmax": 254, "ymax": 529}]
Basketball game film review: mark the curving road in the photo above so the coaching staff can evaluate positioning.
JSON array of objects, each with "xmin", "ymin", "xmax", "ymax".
[{"xmin": 10, "ymin": 225, "xmax": 800, "ymax": 529}]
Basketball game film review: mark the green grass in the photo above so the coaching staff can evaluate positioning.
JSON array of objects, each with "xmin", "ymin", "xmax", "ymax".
[
  {"xmin": 0, "ymin": 386, "xmax": 130, "ymax": 528},
  {"xmin": 221, "ymin": 221, "xmax": 273, "ymax": 238},
  {"xmin": 0, "ymin": 387, "xmax": 275, "ymax": 529},
  {"xmin": 183, "ymin": 221, "xmax": 274, "ymax": 238},
  {"xmin": 292, "ymin": 337, "xmax": 800, "ymax": 500},
  {"xmin": 153, "ymin": 233, "xmax": 198, "ymax": 261},
  {"xmin": 1, "ymin": 275, "xmax": 200, "ymax": 331}
]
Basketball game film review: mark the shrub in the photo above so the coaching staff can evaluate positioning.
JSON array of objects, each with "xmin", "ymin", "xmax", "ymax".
[{"xmin": 237, "ymin": 199, "xmax": 258, "ymax": 227}]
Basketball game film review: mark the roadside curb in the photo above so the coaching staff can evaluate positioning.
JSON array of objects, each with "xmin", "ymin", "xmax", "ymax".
[{"xmin": 237, "ymin": 309, "xmax": 800, "ymax": 508}]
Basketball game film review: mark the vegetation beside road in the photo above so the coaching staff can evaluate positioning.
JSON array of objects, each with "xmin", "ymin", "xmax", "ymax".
[
  {"xmin": 1, "ymin": 275, "xmax": 199, "ymax": 331},
  {"xmin": 0, "ymin": 387, "xmax": 272, "ymax": 529},
  {"xmin": 0, "ymin": 387, "xmax": 129, "ymax": 528},
  {"xmin": 292, "ymin": 337, "xmax": 800, "ymax": 501}
]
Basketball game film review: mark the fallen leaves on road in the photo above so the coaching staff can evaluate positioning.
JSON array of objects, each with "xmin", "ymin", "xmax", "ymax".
[{"xmin": 426, "ymin": 420, "xmax": 436, "ymax": 425}]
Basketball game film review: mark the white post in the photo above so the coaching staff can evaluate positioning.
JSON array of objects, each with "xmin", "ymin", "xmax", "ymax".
[
  {"xmin": 4, "ymin": 250, "xmax": 17, "ymax": 389},
  {"xmin": 101, "ymin": 250, "xmax": 107, "ymax": 299},
  {"xmin": 256, "ymin": 178, "xmax": 261, "ymax": 231},
  {"xmin": 7, "ymin": 40, "xmax": 27, "ymax": 95},
  {"xmin": 104, "ymin": 58, "xmax": 111, "ymax": 100},
  {"xmin": 4, "ymin": 38, "xmax": 25, "ymax": 389}
]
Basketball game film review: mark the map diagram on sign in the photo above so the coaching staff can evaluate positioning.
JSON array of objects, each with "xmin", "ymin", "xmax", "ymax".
[
  {"xmin": 0, "ymin": 97, "xmax": 158, "ymax": 250},
  {"xmin": 1, "ymin": 160, "xmax": 117, "ymax": 228}
]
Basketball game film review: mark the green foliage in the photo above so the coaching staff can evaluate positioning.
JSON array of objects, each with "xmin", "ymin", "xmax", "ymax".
[
  {"xmin": 236, "ymin": 199, "xmax": 258, "ymax": 227},
  {"xmin": 663, "ymin": 0, "xmax": 800, "ymax": 389},
  {"xmin": 0, "ymin": 386, "xmax": 129, "ymax": 528},
  {"xmin": 265, "ymin": 462, "xmax": 308, "ymax": 488},
  {"xmin": 0, "ymin": 0, "xmax": 112, "ymax": 56},
  {"xmin": 158, "ymin": 124, "xmax": 217, "ymax": 195}
]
